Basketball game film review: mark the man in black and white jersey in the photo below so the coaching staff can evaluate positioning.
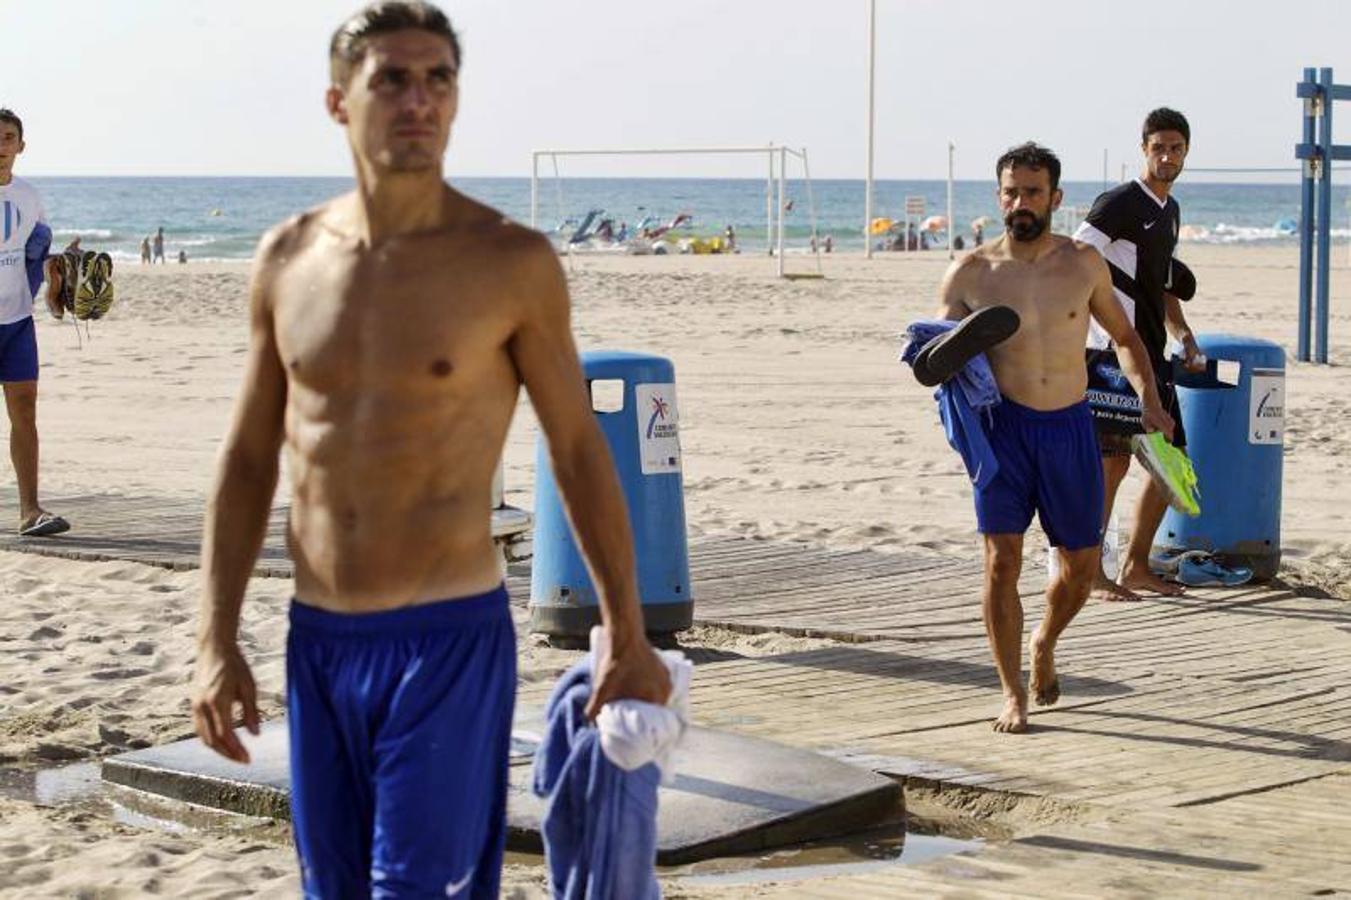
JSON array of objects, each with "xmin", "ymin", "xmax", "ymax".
[{"xmin": 1073, "ymin": 108, "xmax": 1205, "ymax": 600}]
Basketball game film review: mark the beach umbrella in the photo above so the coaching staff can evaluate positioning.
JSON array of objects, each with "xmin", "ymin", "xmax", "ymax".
[
  {"xmin": 921, "ymin": 215, "xmax": 948, "ymax": 232},
  {"xmin": 869, "ymin": 217, "xmax": 895, "ymax": 235}
]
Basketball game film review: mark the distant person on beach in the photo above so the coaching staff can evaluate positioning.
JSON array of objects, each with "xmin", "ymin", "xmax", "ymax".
[
  {"xmin": 725, "ymin": 224, "xmax": 736, "ymax": 252},
  {"xmin": 140, "ymin": 236, "xmax": 152, "ymax": 264},
  {"xmin": 974, "ymin": 222, "xmax": 985, "ymax": 246},
  {"xmin": 64, "ymin": 236, "xmax": 81, "ymax": 253},
  {"xmin": 823, "ymin": 234, "xmax": 833, "ymax": 253},
  {"xmin": 152, "ymin": 227, "xmax": 165, "ymax": 263},
  {"xmin": 177, "ymin": 250, "xmax": 187, "ymax": 264},
  {"xmin": 931, "ymin": 142, "xmax": 1169, "ymax": 732},
  {"xmin": 1072, "ymin": 108, "xmax": 1203, "ymax": 602},
  {"xmin": 188, "ymin": 4, "xmax": 670, "ymax": 897},
  {"xmin": 0, "ymin": 108, "xmax": 70, "ymax": 539}
]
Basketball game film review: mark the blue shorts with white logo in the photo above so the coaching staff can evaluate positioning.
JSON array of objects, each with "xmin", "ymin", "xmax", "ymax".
[
  {"xmin": 287, "ymin": 586, "xmax": 516, "ymax": 899},
  {"xmin": 0, "ymin": 317, "xmax": 38, "ymax": 382},
  {"xmin": 974, "ymin": 398, "xmax": 1104, "ymax": 550}
]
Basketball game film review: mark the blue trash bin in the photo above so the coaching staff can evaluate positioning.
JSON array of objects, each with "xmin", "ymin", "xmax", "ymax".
[
  {"xmin": 530, "ymin": 350, "xmax": 693, "ymax": 638},
  {"xmin": 1152, "ymin": 334, "xmax": 1285, "ymax": 580}
]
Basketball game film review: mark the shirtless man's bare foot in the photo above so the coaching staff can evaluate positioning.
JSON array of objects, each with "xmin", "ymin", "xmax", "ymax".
[
  {"xmin": 993, "ymin": 692, "xmax": 1028, "ymax": 733},
  {"xmin": 1120, "ymin": 559, "xmax": 1185, "ymax": 597},
  {"xmin": 1092, "ymin": 572, "xmax": 1141, "ymax": 602},
  {"xmin": 1029, "ymin": 631, "xmax": 1060, "ymax": 707}
]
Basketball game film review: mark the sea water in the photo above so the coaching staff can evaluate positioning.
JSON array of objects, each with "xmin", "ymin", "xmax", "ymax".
[{"xmin": 26, "ymin": 176, "xmax": 1351, "ymax": 263}]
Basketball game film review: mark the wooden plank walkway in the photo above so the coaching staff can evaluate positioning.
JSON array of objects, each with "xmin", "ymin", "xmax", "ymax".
[{"xmin": 4, "ymin": 489, "xmax": 1349, "ymax": 894}]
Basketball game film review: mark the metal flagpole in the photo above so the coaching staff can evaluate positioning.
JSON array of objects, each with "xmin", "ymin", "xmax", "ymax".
[{"xmin": 864, "ymin": 0, "xmax": 876, "ymax": 259}]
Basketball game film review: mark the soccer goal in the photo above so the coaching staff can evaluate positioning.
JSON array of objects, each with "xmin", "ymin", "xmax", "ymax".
[{"xmin": 529, "ymin": 145, "xmax": 822, "ymax": 278}]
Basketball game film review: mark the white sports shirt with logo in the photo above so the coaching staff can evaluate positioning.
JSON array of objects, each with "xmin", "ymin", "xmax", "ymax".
[{"xmin": 0, "ymin": 177, "xmax": 47, "ymax": 324}]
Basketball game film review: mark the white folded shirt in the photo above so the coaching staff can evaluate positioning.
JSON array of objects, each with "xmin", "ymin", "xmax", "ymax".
[{"xmin": 589, "ymin": 625, "xmax": 692, "ymax": 784}]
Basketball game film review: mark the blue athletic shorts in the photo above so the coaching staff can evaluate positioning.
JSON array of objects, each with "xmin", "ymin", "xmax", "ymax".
[
  {"xmin": 287, "ymin": 585, "xmax": 517, "ymax": 899},
  {"xmin": 0, "ymin": 317, "xmax": 38, "ymax": 382},
  {"xmin": 974, "ymin": 398, "xmax": 1105, "ymax": 550}
]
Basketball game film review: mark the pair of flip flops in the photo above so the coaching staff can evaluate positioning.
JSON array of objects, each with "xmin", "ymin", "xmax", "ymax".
[
  {"xmin": 19, "ymin": 512, "xmax": 70, "ymax": 538},
  {"xmin": 1151, "ymin": 550, "xmax": 1252, "ymax": 587},
  {"xmin": 912, "ymin": 306, "xmax": 1021, "ymax": 387},
  {"xmin": 51, "ymin": 249, "xmax": 116, "ymax": 321}
]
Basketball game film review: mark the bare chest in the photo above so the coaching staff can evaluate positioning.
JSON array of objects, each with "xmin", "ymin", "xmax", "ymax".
[
  {"xmin": 272, "ymin": 252, "xmax": 515, "ymax": 394},
  {"xmin": 967, "ymin": 258, "xmax": 1091, "ymax": 336}
]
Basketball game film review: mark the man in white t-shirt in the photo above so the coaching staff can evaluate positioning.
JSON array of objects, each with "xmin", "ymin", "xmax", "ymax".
[{"xmin": 0, "ymin": 109, "xmax": 69, "ymax": 537}]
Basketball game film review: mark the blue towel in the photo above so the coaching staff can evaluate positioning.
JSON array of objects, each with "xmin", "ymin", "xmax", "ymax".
[
  {"xmin": 901, "ymin": 319, "xmax": 1001, "ymax": 489},
  {"xmin": 532, "ymin": 658, "xmax": 662, "ymax": 900},
  {"xmin": 25, "ymin": 222, "xmax": 52, "ymax": 299}
]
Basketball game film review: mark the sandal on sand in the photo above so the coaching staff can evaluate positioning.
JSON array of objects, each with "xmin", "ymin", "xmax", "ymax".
[
  {"xmin": 913, "ymin": 305, "xmax": 1021, "ymax": 387},
  {"xmin": 19, "ymin": 512, "xmax": 71, "ymax": 537}
]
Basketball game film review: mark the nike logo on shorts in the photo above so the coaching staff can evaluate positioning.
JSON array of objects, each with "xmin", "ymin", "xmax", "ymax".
[
  {"xmin": 1143, "ymin": 220, "xmax": 1157, "ymax": 230},
  {"xmin": 445, "ymin": 868, "xmax": 476, "ymax": 896}
]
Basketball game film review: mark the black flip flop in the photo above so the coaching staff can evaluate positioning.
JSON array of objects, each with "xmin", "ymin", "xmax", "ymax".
[
  {"xmin": 913, "ymin": 305, "xmax": 1021, "ymax": 387},
  {"xmin": 19, "ymin": 512, "xmax": 70, "ymax": 537}
]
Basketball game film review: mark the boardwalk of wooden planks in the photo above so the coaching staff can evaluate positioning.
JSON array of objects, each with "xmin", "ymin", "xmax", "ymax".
[{"xmin": 5, "ymin": 490, "xmax": 1349, "ymax": 894}]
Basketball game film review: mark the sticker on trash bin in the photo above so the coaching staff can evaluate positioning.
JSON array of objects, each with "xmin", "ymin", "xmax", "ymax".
[
  {"xmin": 635, "ymin": 383, "xmax": 681, "ymax": 475},
  {"xmin": 1248, "ymin": 368, "xmax": 1284, "ymax": 445}
]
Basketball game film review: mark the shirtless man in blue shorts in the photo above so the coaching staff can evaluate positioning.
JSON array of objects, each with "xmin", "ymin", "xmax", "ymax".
[
  {"xmin": 189, "ymin": 3, "xmax": 671, "ymax": 895},
  {"xmin": 935, "ymin": 143, "xmax": 1172, "ymax": 733}
]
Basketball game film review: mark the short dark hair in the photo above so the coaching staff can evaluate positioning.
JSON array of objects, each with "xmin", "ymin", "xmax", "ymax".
[
  {"xmin": 996, "ymin": 142, "xmax": 1061, "ymax": 191},
  {"xmin": 0, "ymin": 108, "xmax": 22, "ymax": 140},
  {"xmin": 330, "ymin": 1, "xmax": 461, "ymax": 86},
  {"xmin": 1142, "ymin": 107, "xmax": 1190, "ymax": 145}
]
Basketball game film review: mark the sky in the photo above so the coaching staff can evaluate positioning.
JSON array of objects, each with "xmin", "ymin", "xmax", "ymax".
[{"xmin": 5, "ymin": 0, "xmax": 1350, "ymax": 182}]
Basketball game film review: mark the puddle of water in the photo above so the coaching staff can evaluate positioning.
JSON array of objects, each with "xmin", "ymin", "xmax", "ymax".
[
  {"xmin": 670, "ymin": 823, "xmax": 980, "ymax": 887},
  {"xmin": 1, "ymin": 762, "xmax": 281, "ymax": 837},
  {"xmin": 0, "ymin": 761, "xmax": 102, "ymax": 807}
]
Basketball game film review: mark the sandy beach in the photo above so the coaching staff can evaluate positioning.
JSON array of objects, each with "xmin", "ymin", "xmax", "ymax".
[{"xmin": 1, "ymin": 244, "xmax": 1348, "ymax": 896}]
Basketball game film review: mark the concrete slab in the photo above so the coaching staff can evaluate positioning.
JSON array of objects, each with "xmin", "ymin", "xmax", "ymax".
[{"xmin": 102, "ymin": 718, "xmax": 900, "ymax": 865}]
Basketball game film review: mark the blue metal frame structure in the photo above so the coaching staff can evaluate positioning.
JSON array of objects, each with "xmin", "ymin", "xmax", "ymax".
[{"xmin": 1294, "ymin": 67, "xmax": 1349, "ymax": 363}]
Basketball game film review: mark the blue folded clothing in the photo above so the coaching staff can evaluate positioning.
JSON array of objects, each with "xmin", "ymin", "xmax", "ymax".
[
  {"xmin": 532, "ymin": 657, "xmax": 662, "ymax": 900},
  {"xmin": 25, "ymin": 222, "xmax": 52, "ymax": 299},
  {"xmin": 901, "ymin": 319, "xmax": 1002, "ymax": 489}
]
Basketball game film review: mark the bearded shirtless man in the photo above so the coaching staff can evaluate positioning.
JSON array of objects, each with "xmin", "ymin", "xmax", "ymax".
[
  {"xmin": 189, "ymin": 4, "xmax": 670, "ymax": 895},
  {"xmin": 935, "ymin": 143, "xmax": 1172, "ymax": 733}
]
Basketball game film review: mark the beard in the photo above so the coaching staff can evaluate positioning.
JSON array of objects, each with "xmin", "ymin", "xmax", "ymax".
[
  {"xmin": 1153, "ymin": 163, "xmax": 1181, "ymax": 183},
  {"xmin": 1004, "ymin": 208, "xmax": 1048, "ymax": 242}
]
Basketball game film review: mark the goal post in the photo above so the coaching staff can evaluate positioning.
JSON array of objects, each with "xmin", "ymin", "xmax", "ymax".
[{"xmin": 529, "ymin": 144, "xmax": 821, "ymax": 278}]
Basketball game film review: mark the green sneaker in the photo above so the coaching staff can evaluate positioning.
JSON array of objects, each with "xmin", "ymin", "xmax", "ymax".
[{"xmin": 1131, "ymin": 432, "xmax": 1201, "ymax": 517}]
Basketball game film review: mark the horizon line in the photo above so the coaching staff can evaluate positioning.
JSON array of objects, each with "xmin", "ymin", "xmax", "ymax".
[{"xmin": 20, "ymin": 172, "xmax": 1322, "ymax": 186}]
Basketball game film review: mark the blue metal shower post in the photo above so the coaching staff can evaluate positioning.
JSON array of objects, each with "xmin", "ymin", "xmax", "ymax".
[
  {"xmin": 1315, "ymin": 68, "xmax": 1335, "ymax": 364},
  {"xmin": 1297, "ymin": 67, "xmax": 1317, "ymax": 362}
]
